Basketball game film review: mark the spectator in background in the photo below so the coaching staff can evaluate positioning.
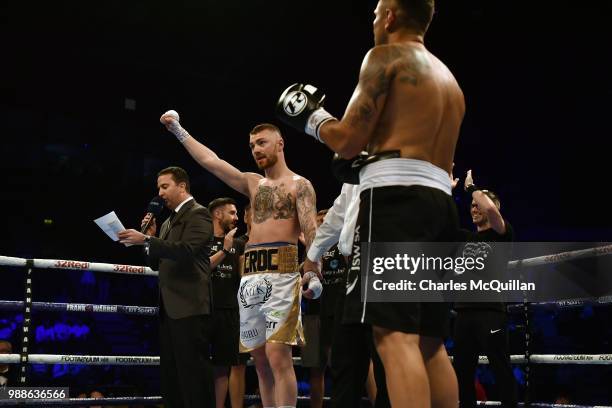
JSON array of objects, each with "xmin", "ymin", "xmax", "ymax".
[{"xmin": 0, "ymin": 340, "xmax": 13, "ymax": 387}]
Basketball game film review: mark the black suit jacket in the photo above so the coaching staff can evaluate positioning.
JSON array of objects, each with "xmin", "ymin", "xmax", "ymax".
[{"xmin": 148, "ymin": 199, "xmax": 213, "ymax": 319}]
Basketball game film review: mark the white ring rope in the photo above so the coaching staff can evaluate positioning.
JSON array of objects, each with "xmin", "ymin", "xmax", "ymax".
[
  {"xmin": 507, "ymin": 243, "xmax": 612, "ymax": 269},
  {"xmin": 0, "ymin": 354, "xmax": 159, "ymax": 365},
  {"xmin": 0, "ymin": 256, "xmax": 157, "ymax": 276},
  {"xmin": 0, "ymin": 354, "xmax": 610, "ymax": 366},
  {"xmin": 2, "ymin": 243, "xmax": 611, "ymax": 277}
]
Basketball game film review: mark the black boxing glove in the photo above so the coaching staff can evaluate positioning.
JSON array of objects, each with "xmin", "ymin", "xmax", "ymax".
[
  {"xmin": 276, "ymin": 83, "xmax": 337, "ymax": 143},
  {"xmin": 331, "ymin": 152, "xmax": 367, "ymax": 185}
]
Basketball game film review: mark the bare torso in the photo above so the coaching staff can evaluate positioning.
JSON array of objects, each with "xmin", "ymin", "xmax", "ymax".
[
  {"xmin": 369, "ymin": 43, "xmax": 465, "ymax": 173},
  {"xmin": 245, "ymin": 173, "xmax": 303, "ymax": 245}
]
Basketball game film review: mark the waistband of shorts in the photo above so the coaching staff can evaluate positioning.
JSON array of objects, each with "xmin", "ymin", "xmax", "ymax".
[
  {"xmin": 359, "ymin": 158, "xmax": 451, "ymax": 195},
  {"xmin": 242, "ymin": 245, "xmax": 298, "ymax": 275},
  {"xmin": 245, "ymin": 241, "xmax": 296, "ymax": 249}
]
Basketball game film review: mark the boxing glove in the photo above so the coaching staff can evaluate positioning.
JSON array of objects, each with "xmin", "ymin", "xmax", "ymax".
[{"xmin": 276, "ymin": 83, "xmax": 337, "ymax": 143}]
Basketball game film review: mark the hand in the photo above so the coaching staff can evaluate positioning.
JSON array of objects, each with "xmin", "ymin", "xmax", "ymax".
[
  {"xmin": 160, "ymin": 110, "xmax": 180, "ymax": 129},
  {"xmin": 464, "ymin": 169, "xmax": 475, "ymax": 191},
  {"xmin": 450, "ymin": 163, "xmax": 459, "ymax": 190},
  {"xmin": 140, "ymin": 214, "xmax": 157, "ymax": 236},
  {"xmin": 160, "ymin": 110, "xmax": 190, "ymax": 143},
  {"xmin": 301, "ymin": 271, "xmax": 322, "ymax": 300},
  {"xmin": 118, "ymin": 229, "xmax": 148, "ymax": 246},
  {"xmin": 276, "ymin": 83, "xmax": 337, "ymax": 142},
  {"xmin": 298, "ymin": 232, "xmax": 307, "ymax": 247},
  {"xmin": 302, "ymin": 257, "xmax": 322, "ymax": 280},
  {"xmin": 223, "ymin": 227, "xmax": 238, "ymax": 251}
]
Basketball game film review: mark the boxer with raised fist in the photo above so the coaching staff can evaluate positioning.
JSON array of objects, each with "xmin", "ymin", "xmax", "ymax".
[{"xmin": 159, "ymin": 113, "xmax": 319, "ymax": 408}]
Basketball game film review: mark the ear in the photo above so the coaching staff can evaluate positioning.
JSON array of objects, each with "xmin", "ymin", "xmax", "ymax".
[
  {"xmin": 385, "ymin": 8, "xmax": 397, "ymax": 31},
  {"xmin": 277, "ymin": 136, "xmax": 285, "ymax": 151}
]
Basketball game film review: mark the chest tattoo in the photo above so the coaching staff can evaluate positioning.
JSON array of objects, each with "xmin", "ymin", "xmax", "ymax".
[{"xmin": 253, "ymin": 184, "xmax": 295, "ymax": 223}]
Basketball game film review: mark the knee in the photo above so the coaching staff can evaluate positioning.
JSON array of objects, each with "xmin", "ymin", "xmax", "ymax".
[
  {"xmin": 251, "ymin": 349, "xmax": 271, "ymax": 374},
  {"xmin": 373, "ymin": 326, "xmax": 419, "ymax": 359},
  {"xmin": 266, "ymin": 349, "xmax": 292, "ymax": 373}
]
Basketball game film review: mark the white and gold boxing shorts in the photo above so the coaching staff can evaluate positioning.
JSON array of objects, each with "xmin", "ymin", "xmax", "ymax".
[{"xmin": 238, "ymin": 242, "xmax": 304, "ymax": 352}]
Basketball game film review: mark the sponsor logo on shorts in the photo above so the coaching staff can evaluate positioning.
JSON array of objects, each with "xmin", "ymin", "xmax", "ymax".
[
  {"xmin": 283, "ymin": 91, "xmax": 308, "ymax": 116},
  {"xmin": 269, "ymin": 310, "xmax": 285, "ymax": 319},
  {"xmin": 346, "ymin": 226, "xmax": 360, "ymax": 295},
  {"xmin": 239, "ymin": 277, "xmax": 272, "ymax": 308},
  {"xmin": 244, "ymin": 249, "xmax": 279, "ymax": 274},
  {"xmin": 241, "ymin": 328, "xmax": 260, "ymax": 340}
]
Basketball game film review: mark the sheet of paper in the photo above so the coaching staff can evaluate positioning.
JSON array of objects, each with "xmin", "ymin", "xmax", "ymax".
[{"xmin": 94, "ymin": 211, "xmax": 132, "ymax": 246}]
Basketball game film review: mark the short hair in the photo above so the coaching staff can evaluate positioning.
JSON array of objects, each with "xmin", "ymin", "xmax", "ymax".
[
  {"xmin": 317, "ymin": 209, "xmax": 329, "ymax": 217},
  {"xmin": 158, "ymin": 166, "xmax": 191, "ymax": 193},
  {"xmin": 250, "ymin": 123, "xmax": 282, "ymax": 137},
  {"xmin": 482, "ymin": 190, "xmax": 501, "ymax": 210},
  {"xmin": 395, "ymin": 0, "xmax": 435, "ymax": 33},
  {"xmin": 208, "ymin": 197, "xmax": 238, "ymax": 214}
]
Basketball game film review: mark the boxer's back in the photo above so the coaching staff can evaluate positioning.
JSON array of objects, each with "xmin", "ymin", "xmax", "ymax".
[{"xmin": 369, "ymin": 43, "xmax": 464, "ymax": 174}]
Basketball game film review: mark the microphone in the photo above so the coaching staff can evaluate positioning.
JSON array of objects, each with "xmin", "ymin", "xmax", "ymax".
[{"xmin": 141, "ymin": 196, "xmax": 165, "ymax": 233}]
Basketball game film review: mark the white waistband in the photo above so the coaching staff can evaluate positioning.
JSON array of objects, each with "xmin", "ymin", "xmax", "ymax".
[{"xmin": 358, "ymin": 158, "xmax": 452, "ymax": 195}]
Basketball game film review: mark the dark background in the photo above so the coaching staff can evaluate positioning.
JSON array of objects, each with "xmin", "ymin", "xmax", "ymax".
[{"xmin": 1, "ymin": 0, "xmax": 611, "ymax": 404}]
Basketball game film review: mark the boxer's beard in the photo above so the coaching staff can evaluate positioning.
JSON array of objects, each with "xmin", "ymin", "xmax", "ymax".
[{"xmin": 256, "ymin": 153, "xmax": 278, "ymax": 170}]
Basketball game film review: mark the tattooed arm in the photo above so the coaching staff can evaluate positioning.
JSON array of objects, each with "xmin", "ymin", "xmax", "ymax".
[
  {"xmin": 295, "ymin": 178, "xmax": 317, "ymax": 252},
  {"xmin": 319, "ymin": 45, "xmax": 402, "ymax": 158}
]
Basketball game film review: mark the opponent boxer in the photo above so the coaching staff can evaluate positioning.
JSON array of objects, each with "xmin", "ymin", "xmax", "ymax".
[
  {"xmin": 160, "ymin": 114, "xmax": 319, "ymax": 408},
  {"xmin": 277, "ymin": 1, "xmax": 464, "ymax": 406}
]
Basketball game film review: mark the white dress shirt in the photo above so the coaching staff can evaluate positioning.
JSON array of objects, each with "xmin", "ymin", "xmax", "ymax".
[{"xmin": 307, "ymin": 183, "xmax": 360, "ymax": 260}]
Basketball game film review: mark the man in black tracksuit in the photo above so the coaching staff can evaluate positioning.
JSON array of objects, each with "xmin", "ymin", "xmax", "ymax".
[{"xmin": 453, "ymin": 170, "xmax": 518, "ymax": 407}]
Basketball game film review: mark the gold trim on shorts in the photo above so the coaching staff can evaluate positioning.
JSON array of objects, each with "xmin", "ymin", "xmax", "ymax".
[
  {"xmin": 267, "ymin": 278, "xmax": 304, "ymax": 346},
  {"xmin": 242, "ymin": 245, "xmax": 298, "ymax": 275}
]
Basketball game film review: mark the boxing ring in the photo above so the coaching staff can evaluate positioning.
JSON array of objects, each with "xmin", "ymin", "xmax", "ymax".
[{"xmin": 0, "ymin": 245, "xmax": 611, "ymax": 407}]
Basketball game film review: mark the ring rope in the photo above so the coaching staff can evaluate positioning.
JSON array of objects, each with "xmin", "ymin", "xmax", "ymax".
[
  {"xmin": 0, "ymin": 256, "xmax": 157, "ymax": 276},
  {"xmin": 507, "ymin": 243, "xmax": 612, "ymax": 269},
  {"xmin": 2, "ymin": 243, "xmax": 611, "ymax": 277},
  {"xmin": 1, "ymin": 353, "xmax": 611, "ymax": 366},
  {"xmin": 0, "ymin": 300, "xmax": 158, "ymax": 316},
  {"xmin": 0, "ymin": 396, "xmax": 607, "ymax": 407},
  {"xmin": 0, "ymin": 354, "xmax": 159, "ymax": 365}
]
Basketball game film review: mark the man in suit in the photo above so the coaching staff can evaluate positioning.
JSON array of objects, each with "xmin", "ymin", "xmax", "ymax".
[{"xmin": 119, "ymin": 166, "xmax": 215, "ymax": 408}]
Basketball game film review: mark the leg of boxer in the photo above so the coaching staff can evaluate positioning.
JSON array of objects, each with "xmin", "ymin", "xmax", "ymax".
[
  {"xmin": 420, "ymin": 335, "xmax": 458, "ymax": 408},
  {"xmin": 250, "ymin": 346, "xmax": 275, "ymax": 407},
  {"xmin": 373, "ymin": 327, "xmax": 430, "ymax": 407},
  {"xmin": 265, "ymin": 342, "xmax": 297, "ymax": 406},
  {"xmin": 371, "ymin": 343, "xmax": 390, "ymax": 408}
]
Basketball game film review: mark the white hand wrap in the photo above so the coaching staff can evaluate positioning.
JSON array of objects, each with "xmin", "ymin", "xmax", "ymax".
[
  {"xmin": 305, "ymin": 108, "xmax": 336, "ymax": 143},
  {"xmin": 163, "ymin": 110, "xmax": 191, "ymax": 143},
  {"xmin": 303, "ymin": 271, "xmax": 323, "ymax": 299}
]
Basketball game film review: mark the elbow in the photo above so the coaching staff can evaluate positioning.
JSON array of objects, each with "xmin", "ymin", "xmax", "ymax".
[{"xmin": 337, "ymin": 144, "xmax": 363, "ymax": 160}]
